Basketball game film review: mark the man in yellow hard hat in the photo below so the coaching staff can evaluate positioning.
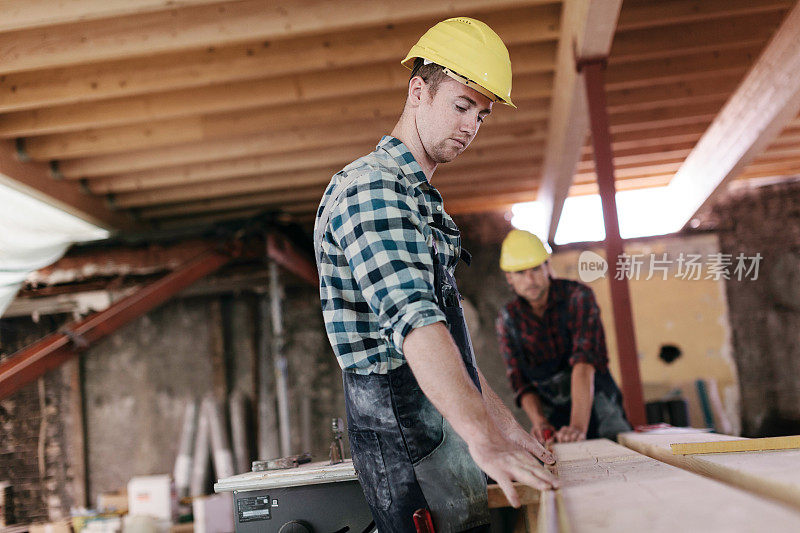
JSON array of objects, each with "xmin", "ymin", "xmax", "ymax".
[
  {"xmin": 315, "ymin": 18, "xmax": 556, "ymax": 532},
  {"xmin": 497, "ymin": 230, "xmax": 631, "ymax": 446}
]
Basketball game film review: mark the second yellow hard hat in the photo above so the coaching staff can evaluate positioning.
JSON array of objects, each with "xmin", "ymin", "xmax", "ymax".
[{"xmin": 500, "ymin": 230, "xmax": 551, "ymax": 272}]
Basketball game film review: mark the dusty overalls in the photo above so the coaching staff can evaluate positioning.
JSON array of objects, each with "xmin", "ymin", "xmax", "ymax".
[
  {"xmin": 343, "ymin": 243, "xmax": 489, "ymax": 532},
  {"xmin": 315, "ymin": 188, "xmax": 489, "ymax": 532},
  {"xmin": 499, "ymin": 307, "xmax": 631, "ymax": 440}
]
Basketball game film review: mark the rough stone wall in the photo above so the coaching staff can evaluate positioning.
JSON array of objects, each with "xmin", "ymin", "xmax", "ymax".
[
  {"xmin": 78, "ymin": 282, "xmax": 337, "ymax": 504},
  {"xmin": 82, "ymin": 296, "xmax": 215, "ymax": 500},
  {"xmin": 0, "ymin": 314, "xmax": 79, "ymax": 523},
  {"xmin": 701, "ymin": 180, "xmax": 800, "ymax": 436},
  {"xmin": 281, "ymin": 284, "xmax": 347, "ymax": 457}
]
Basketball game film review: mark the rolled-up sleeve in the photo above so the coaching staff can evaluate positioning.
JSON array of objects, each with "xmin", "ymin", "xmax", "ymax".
[
  {"xmin": 329, "ymin": 172, "xmax": 446, "ymax": 355},
  {"xmin": 567, "ymin": 286, "xmax": 609, "ymax": 370},
  {"xmin": 496, "ymin": 309, "xmax": 535, "ymax": 407}
]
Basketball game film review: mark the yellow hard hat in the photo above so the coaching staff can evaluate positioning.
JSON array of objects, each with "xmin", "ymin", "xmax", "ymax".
[
  {"xmin": 402, "ymin": 17, "xmax": 515, "ymax": 108},
  {"xmin": 500, "ymin": 230, "xmax": 551, "ymax": 272}
]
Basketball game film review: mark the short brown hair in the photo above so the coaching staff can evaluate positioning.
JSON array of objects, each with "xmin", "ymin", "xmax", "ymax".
[{"xmin": 409, "ymin": 57, "xmax": 448, "ymax": 97}]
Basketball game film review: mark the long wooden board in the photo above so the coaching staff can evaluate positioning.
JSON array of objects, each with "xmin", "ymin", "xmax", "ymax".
[
  {"xmin": 671, "ymin": 435, "xmax": 800, "ymax": 455},
  {"xmin": 553, "ymin": 438, "xmax": 800, "ymax": 531},
  {"xmin": 620, "ymin": 431, "xmax": 800, "ymax": 512}
]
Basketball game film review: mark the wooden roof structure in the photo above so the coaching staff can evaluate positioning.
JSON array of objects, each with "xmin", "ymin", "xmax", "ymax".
[{"xmin": 1, "ymin": 0, "xmax": 800, "ymax": 236}]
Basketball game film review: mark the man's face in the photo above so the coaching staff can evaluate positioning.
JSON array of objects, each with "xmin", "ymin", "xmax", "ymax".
[
  {"xmin": 416, "ymin": 77, "xmax": 493, "ymax": 164},
  {"xmin": 505, "ymin": 263, "xmax": 551, "ymax": 305}
]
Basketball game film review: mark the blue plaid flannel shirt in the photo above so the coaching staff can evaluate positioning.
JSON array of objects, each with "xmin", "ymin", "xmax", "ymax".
[{"xmin": 316, "ymin": 136, "xmax": 462, "ymax": 374}]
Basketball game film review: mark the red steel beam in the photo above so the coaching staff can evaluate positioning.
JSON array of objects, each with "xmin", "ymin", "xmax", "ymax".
[
  {"xmin": 581, "ymin": 58, "xmax": 647, "ymax": 427},
  {"xmin": 0, "ymin": 242, "xmax": 240, "ymax": 400},
  {"xmin": 267, "ymin": 232, "xmax": 317, "ymax": 286}
]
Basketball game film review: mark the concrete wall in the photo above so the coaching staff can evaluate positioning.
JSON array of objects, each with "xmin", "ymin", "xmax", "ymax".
[{"xmin": 701, "ymin": 180, "xmax": 800, "ymax": 437}]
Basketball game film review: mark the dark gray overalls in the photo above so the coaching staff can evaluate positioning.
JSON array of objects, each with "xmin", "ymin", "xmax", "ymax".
[{"xmin": 315, "ymin": 178, "xmax": 489, "ymax": 533}]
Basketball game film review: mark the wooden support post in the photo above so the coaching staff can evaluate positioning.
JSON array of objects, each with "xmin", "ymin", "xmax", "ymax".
[
  {"xmin": 256, "ymin": 291, "xmax": 280, "ymax": 461},
  {"xmin": 269, "ymin": 262, "xmax": 292, "ymax": 457},
  {"xmin": 581, "ymin": 59, "xmax": 646, "ymax": 427}
]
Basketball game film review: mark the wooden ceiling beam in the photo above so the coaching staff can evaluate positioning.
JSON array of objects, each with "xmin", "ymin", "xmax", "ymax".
[
  {"xmin": 605, "ymin": 47, "xmax": 755, "ymax": 92},
  {"xmin": 4, "ymin": 48, "xmax": 748, "ymax": 141},
  {"xmin": 0, "ymin": 1, "xmax": 560, "ymax": 75},
  {"xmin": 86, "ymin": 141, "xmax": 546, "ymax": 194},
  {"xmin": 0, "ymin": 43, "xmax": 752, "ymax": 139},
  {"xmin": 0, "ymin": 17, "xmax": 556, "ymax": 113},
  {"xmin": 667, "ymin": 1, "xmax": 800, "ymax": 227},
  {"xmin": 57, "ymin": 108, "xmax": 713, "ymax": 194},
  {"xmin": 57, "ymin": 118, "xmax": 544, "ymax": 178},
  {"xmin": 616, "ymin": 0, "xmax": 792, "ymax": 32},
  {"xmin": 111, "ymin": 156, "xmax": 542, "ymax": 209},
  {"xmin": 0, "ymin": 62, "xmax": 552, "ymax": 137},
  {"xmin": 605, "ymin": 72, "xmax": 741, "ymax": 113},
  {"xmin": 538, "ymin": 0, "xmax": 622, "ymax": 241},
  {"xmin": 85, "ymin": 99, "xmax": 720, "ymax": 194},
  {"xmin": 0, "ymin": 0, "xmax": 225, "ymax": 33},
  {"xmin": 22, "ymin": 69, "xmax": 734, "ymax": 163},
  {"xmin": 19, "ymin": 71, "xmax": 553, "ymax": 160},
  {"xmin": 0, "ymin": 140, "xmax": 130, "ymax": 230},
  {"xmin": 610, "ymin": 11, "xmax": 785, "ymax": 64}
]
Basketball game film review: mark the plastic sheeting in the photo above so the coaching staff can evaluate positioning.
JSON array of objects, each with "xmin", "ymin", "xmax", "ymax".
[{"xmin": 0, "ymin": 180, "xmax": 109, "ymax": 317}]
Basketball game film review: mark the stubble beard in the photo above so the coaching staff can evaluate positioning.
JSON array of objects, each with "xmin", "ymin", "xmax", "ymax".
[{"xmin": 430, "ymin": 139, "xmax": 463, "ymax": 164}]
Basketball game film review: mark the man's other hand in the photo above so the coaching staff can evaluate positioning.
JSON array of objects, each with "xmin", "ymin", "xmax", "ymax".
[
  {"xmin": 555, "ymin": 425, "xmax": 586, "ymax": 443},
  {"xmin": 530, "ymin": 423, "xmax": 556, "ymax": 446}
]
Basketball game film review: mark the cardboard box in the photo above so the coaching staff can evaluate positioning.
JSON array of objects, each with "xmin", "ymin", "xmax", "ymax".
[
  {"xmin": 192, "ymin": 493, "xmax": 233, "ymax": 533},
  {"xmin": 28, "ymin": 520, "xmax": 72, "ymax": 533},
  {"xmin": 97, "ymin": 492, "xmax": 128, "ymax": 514},
  {"xmin": 127, "ymin": 475, "xmax": 177, "ymax": 522}
]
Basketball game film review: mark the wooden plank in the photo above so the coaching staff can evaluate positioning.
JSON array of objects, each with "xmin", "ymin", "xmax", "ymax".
[
  {"xmin": 0, "ymin": 63, "xmax": 553, "ymax": 137},
  {"xmin": 110, "ymin": 156, "xmax": 542, "ymax": 208},
  {"xmin": 620, "ymin": 431, "xmax": 800, "ymax": 513},
  {"xmin": 86, "ymin": 142, "xmax": 544, "ymax": 194},
  {"xmin": 617, "ymin": 0, "xmax": 792, "ymax": 32},
  {"xmin": 0, "ymin": 0, "xmax": 559, "ymax": 75},
  {"xmin": 553, "ymin": 438, "xmax": 800, "ymax": 532},
  {"xmin": 606, "ymin": 46, "xmax": 756, "ymax": 91},
  {"xmin": 58, "ymin": 119, "xmax": 542, "ymax": 178},
  {"xmin": 20, "ymin": 73, "xmax": 553, "ymax": 160},
  {"xmin": 86, "ymin": 102, "xmax": 713, "ymax": 193},
  {"xmin": 0, "ymin": 139, "xmax": 130, "ymax": 230},
  {"xmin": 22, "ymin": 68, "xmax": 726, "ymax": 165},
  {"xmin": 487, "ymin": 482, "xmax": 541, "ymax": 509},
  {"xmin": 672, "ymin": 436, "xmax": 800, "ymax": 455},
  {"xmin": 0, "ymin": 0, "xmax": 224, "ymax": 33},
  {"xmin": 0, "ymin": 17, "xmax": 556, "ymax": 113},
  {"xmin": 1, "ymin": 48, "xmax": 744, "ymax": 139},
  {"xmin": 666, "ymin": 1, "xmax": 800, "ymax": 228},
  {"xmin": 538, "ymin": 0, "xmax": 622, "ymax": 241},
  {"xmin": 611, "ymin": 11, "xmax": 784, "ymax": 64}
]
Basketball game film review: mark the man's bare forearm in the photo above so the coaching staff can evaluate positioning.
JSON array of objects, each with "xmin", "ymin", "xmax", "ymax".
[
  {"xmin": 519, "ymin": 391, "xmax": 548, "ymax": 428},
  {"xmin": 403, "ymin": 321, "xmax": 558, "ymax": 503},
  {"xmin": 477, "ymin": 369, "xmax": 518, "ymax": 429},
  {"xmin": 569, "ymin": 362, "xmax": 595, "ymax": 433},
  {"xmin": 403, "ymin": 322, "xmax": 495, "ymax": 444}
]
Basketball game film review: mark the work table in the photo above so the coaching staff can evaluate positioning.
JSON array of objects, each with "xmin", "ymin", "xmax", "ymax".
[{"xmin": 489, "ymin": 430, "xmax": 800, "ymax": 532}]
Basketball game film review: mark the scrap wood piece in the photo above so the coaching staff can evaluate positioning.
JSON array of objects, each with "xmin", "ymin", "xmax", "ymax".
[
  {"xmin": 619, "ymin": 432, "xmax": 800, "ymax": 513},
  {"xmin": 487, "ymin": 482, "xmax": 541, "ymax": 509},
  {"xmin": 552, "ymin": 438, "xmax": 800, "ymax": 531},
  {"xmin": 671, "ymin": 435, "xmax": 800, "ymax": 455}
]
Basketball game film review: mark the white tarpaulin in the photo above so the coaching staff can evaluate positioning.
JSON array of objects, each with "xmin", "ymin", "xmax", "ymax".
[{"xmin": 0, "ymin": 180, "xmax": 109, "ymax": 318}]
